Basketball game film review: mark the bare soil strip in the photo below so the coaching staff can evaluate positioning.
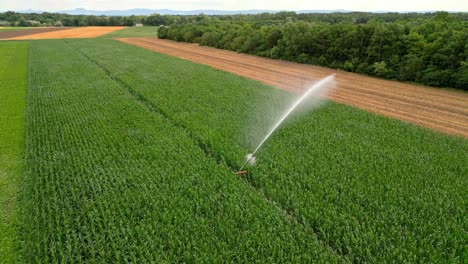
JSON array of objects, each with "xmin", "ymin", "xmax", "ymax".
[
  {"xmin": 0, "ymin": 27, "xmax": 72, "ymax": 40},
  {"xmin": 7, "ymin": 27, "xmax": 126, "ymax": 40},
  {"xmin": 118, "ymin": 37, "xmax": 468, "ymax": 138}
]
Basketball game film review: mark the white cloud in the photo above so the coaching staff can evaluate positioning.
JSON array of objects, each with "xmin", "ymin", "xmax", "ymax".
[{"xmin": 2, "ymin": 0, "xmax": 467, "ymax": 12}]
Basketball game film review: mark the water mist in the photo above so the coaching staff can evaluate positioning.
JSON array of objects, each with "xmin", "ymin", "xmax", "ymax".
[{"xmin": 238, "ymin": 74, "xmax": 336, "ymax": 172}]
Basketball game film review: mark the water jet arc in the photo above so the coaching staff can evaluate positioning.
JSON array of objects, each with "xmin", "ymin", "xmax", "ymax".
[{"xmin": 238, "ymin": 74, "xmax": 336, "ymax": 172}]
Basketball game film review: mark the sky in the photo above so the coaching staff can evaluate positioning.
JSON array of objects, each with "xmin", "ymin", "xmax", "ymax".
[{"xmin": 2, "ymin": 0, "xmax": 467, "ymax": 12}]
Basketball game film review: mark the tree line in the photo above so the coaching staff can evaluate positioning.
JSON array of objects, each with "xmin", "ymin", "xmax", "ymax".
[
  {"xmin": 158, "ymin": 12, "xmax": 467, "ymax": 90},
  {"xmin": 0, "ymin": 12, "xmax": 224, "ymax": 27},
  {"xmin": 0, "ymin": 11, "xmax": 207, "ymax": 27},
  {"xmin": 0, "ymin": 11, "xmax": 144, "ymax": 26}
]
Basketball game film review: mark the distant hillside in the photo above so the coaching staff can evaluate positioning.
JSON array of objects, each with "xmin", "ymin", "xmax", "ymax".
[{"xmin": 16, "ymin": 8, "xmax": 353, "ymax": 16}]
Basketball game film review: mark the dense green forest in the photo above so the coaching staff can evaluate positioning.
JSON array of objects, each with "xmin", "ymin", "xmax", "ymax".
[{"xmin": 158, "ymin": 12, "xmax": 468, "ymax": 90}]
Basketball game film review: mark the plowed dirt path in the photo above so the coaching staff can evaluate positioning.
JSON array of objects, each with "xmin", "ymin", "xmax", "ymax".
[
  {"xmin": 8, "ymin": 26, "xmax": 126, "ymax": 40},
  {"xmin": 119, "ymin": 37, "xmax": 468, "ymax": 138}
]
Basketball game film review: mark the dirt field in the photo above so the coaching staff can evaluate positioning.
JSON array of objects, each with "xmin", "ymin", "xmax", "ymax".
[
  {"xmin": 7, "ymin": 27, "xmax": 126, "ymax": 40},
  {"xmin": 117, "ymin": 38, "xmax": 468, "ymax": 138},
  {"xmin": 0, "ymin": 27, "xmax": 72, "ymax": 40}
]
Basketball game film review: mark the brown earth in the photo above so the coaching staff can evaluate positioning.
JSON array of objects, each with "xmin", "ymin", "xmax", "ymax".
[
  {"xmin": 0, "ymin": 27, "xmax": 73, "ymax": 40},
  {"xmin": 6, "ymin": 26, "xmax": 126, "ymax": 40},
  {"xmin": 118, "ymin": 37, "xmax": 468, "ymax": 138}
]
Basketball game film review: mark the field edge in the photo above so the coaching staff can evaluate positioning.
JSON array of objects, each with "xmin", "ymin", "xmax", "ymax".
[{"xmin": 0, "ymin": 41, "xmax": 29, "ymax": 263}]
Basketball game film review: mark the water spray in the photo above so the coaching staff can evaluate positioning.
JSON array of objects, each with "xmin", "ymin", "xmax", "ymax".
[{"xmin": 236, "ymin": 74, "xmax": 336, "ymax": 174}]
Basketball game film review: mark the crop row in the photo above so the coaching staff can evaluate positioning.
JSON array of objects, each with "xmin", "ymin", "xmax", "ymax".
[
  {"xmin": 68, "ymin": 38, "xmax": 468, "ymax": 262},
  {"xmin": 21, "ymin": 39, "xmax": 343, "ymax": 262},
  {"xmin": 0, "ymin": 41, "xmax": 28, "ymax": 264}
]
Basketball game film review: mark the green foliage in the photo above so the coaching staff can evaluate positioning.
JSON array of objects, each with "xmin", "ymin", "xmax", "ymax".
[
  {"xmin": 372, "ymin": 61, "xmax": 389, "ymax": 76},
  {"xmin": 21, "ymin": 39, "xmax": 343, "ymax": 262},
  {"xmin": 454, "ymin": 59, "xmax": 468, "ymax": 87},
  {"xmin": 69, "ymin": 38, "xmax": 468, "ymax": 263},
  {"xmin": 0, "ymin": 41, "xmax": 28, "ymax": 264},
  {"xmin": 17, "ymin": 18, "xmax": 27, "ymax": 27},
  {"xmin": 200, "ymin": 31, "xmax": 221, "ymax": 47},
  {"xmin": 143, "ymin": 14, "xmax": 176, "ymax": 26},
  {"xmin": 99, "ymin": 26, "xmax": 158, "ymax": 38},
  {"xmin": 0, "ymin": 11, "xmax": 143, "ymax": 27},
  {"xmin": 159, "ymin": 12, "xmax": 468, "ymax": 90}
]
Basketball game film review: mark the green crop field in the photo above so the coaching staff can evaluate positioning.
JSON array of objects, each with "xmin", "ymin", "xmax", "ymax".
[
  {"xmin": 99, "ymin": 26, "xmax": 158, "ymax": 38},
  {"xmin": 0, "ymin": 41, "xmax": 28, "ymax": 263},
  {"xmin": 67, "ymin": 39, "xmax": 468, "ymax": 263},
  {"xmin": 0, "ymin": 38, "xmax": 466, "ymax": 263},
  {"xmin": 20, "ymin": 40, "xmax": 341, "ymax": 262},
  {"xmin": 0, "ymin": 27, "xmax": 33, "ymax": 32}
]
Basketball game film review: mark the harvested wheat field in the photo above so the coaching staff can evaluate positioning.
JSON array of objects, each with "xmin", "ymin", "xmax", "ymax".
[
  {"xmin": 8, "ymin": 26, "xmax": 126, "ymax": 40},
  {"xmin": 119, "ymin": 37, "xmax": 468, "ymax": 137}
]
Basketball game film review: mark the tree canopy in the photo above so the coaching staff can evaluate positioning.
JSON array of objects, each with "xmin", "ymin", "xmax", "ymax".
[{"xmin": 158, "ymin": 12, "xmax": 467, "ymax": 90}]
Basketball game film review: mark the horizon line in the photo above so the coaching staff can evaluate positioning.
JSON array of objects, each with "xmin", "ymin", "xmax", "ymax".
[{"xmin": 2, "ymin": 8, "xmax": 466, "ymax": 13}]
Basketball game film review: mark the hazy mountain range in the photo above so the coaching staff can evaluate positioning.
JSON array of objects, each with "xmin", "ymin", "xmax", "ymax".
[{"xmin": 16, "ymin": 8, "xmax": 354, "ymax": 16}]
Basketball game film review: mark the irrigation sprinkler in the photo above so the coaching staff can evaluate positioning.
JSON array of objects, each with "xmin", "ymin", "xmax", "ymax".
[{"xmin": 236, "ymin": 74, "xmax": 336, "ymax": 174}]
